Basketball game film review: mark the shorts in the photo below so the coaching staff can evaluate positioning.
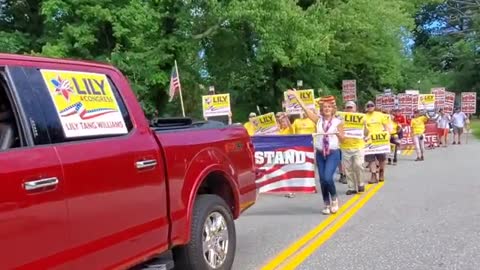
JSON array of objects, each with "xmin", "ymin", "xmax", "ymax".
[
  {"xmin": 453, "ymin": 126, "xmax": 464, "ymax": 134},
  {"xmin": 364, "ymin": 153, "xmax": 387, "ymax": 163},
  {"xmin": 437, "ymin": 128, "xmax": 449, "ymax": 137}
]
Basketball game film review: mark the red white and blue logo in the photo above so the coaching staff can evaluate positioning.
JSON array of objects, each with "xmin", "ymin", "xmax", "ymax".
[
  {"xmin": 59, "ymin": 102, "xmax": 118, "ymax": 120},
  {"xmin": 51, "ymin": 76, "xmax": 74, "ymax": 102}
]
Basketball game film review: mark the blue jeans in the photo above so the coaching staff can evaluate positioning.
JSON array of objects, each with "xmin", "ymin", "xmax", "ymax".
[{"xmin": 316, "ymin": 149, "xmax": 341, "ymax": 205}]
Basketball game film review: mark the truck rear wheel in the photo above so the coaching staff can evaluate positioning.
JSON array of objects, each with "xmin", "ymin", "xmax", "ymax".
[{"xmin": 173, "ymin": 194, "xmax": 236, "ymax": 270}]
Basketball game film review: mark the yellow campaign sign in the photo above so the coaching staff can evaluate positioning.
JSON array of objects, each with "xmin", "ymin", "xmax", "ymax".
[
  {"xmin": 284, "ymin": 89, "xmax": 315, "ymax": 114},
  {"xmin": 40, "ymin": 69, "xmax": 128, "ymax": 138},
  {"xmin": 341, "ymin": 112, "xmax": 365, "ymax": 139},
  {"xmin": 202, "ymin": 94, "xmax": 231, "ymax": 117},
  {"xmin": 315, "ymin": 98, "xmax": 320, "ymax": 113},
  {"xmin": 252, "ymin": 112, "xmax": 279, "ymax": 135},
  {"xmin": 364, "ymin": 131, "xmax": 391, "ymax": 155},
  {"xmin": 418, "ymin": 94, "xmax": 435, "ymax": 110}
]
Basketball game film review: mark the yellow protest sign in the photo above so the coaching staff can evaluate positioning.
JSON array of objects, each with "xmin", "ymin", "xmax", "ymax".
[
  {"xmin": 418, "ymin": 94, "xmax": 435, "ymax": 110},
  {"xmin": 284, "ymin": 89, "xmax": 315, "ymax": 114},
  {"xmin": 202, "ymin": 94, "xmax": 231, "ymax": 117},
  {"xmin": 40, "ymin": 69, "xmax": 128, "ymax": 138},
  {"xmin": 364, "ymin": 131, "xmax": 391, "ymax": 155},
  {"xmin": 315, "ymin": 98, "xmax": 320, "ymax": 114},
  {"xmin": 252, "ymin": 112, "xmax": 279, "ymax": 135},
  {"xmin": 340, "ymin": 112, "xmax": 366, "ymax": 139}
]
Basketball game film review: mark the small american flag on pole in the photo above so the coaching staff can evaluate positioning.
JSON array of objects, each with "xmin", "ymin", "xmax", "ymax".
[{"xmin": 168, "ymin": 62, "xmax": 181, "ymax": 102}]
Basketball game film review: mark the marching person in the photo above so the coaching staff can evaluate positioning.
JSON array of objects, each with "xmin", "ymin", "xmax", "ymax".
[
  {"xmin": 394, "ymin": 109, "xmax": 409, "ymax": 126},
  {"xmin": 243, "ymin": 112, "xmax": 257, "ymax": 136},
  {"xmin": 287, "ymin": 89, "xmax": 345, "ymax": 215},
  {"xmin": 340, "ymin": 101, "xmax": 367, "ymax": 195},
  {"xmin": 292, "ymin": 109, "xmax": 316, "ymax": 134},
  {"xmin": 388, "ymin": 109, "xmax": 402, "ymax": 166},
  {"xmin": 411, "ymin": 109, "xmax": 428, "ymax": 161},
  {"xmin": 364, "ymin": 101, "xmax": 391, "ymax": 184},
  {"xmin": 437, "ymin": 108, "xmax": 451, "ymax": 147},
  {"xmin": 451, "ymin": 107, "xmax": 469, "ymax": 144},
  {"xmin": 276, "ymin": 112, "xmax": 294, "ymax": 135}
]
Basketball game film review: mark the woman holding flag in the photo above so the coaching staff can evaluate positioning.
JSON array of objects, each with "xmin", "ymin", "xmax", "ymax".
[{"xmin": 287, "ymin": 89, "xmax": 345, "ymax": 215}]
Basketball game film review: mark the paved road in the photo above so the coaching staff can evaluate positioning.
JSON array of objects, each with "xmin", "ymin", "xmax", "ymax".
[{"xmin": 233, "ymin": 134, "xmax": 480, "ymax": 270}]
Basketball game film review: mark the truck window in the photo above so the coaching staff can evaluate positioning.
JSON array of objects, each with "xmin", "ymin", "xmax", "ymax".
[
  {"xmin": 26, "ymin": 68, "xmax": 134, "ymax": 144},
  {"xmin": 0, "ymin": 74, "xmax": 25, "ymax": 151}
]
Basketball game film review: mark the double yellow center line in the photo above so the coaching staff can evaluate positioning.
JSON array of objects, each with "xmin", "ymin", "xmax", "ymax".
[{"xmin": 261, "ymin": 182, "xmax": 385, "ymax": 270}]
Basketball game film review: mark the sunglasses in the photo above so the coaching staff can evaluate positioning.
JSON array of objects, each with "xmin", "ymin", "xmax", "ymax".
[
  {"xmin": 367, "ymin": 104, "xmax": 375, "ymax": 108},
  {"xmin": 346, "ymin": 106, "xmax": 353, "ymax": 109}
]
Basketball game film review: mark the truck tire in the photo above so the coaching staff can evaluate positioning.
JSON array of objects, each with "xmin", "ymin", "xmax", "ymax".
[{"xmin": 173, "ymin": 194, "xmax": 236, "ymax": 270}]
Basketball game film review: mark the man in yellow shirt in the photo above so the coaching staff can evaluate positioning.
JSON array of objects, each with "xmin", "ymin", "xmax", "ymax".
[
  {"xmin": 364, "ymin": 101, "xmax": 391, "ymax": 183},
  {"xmin": 292, "ymin": 110, "xmax": 316, "ymax": 134},
  {"xmin": 411, "ymin": 109, "xmax": 428, "ymax": 161},
  {"xmin": 340, "ymin": 101, "xmax": 367, "ymax": 195},
  {"xmin": 243, "ymin": 112, "xmax": 257, "ymax": 136}
]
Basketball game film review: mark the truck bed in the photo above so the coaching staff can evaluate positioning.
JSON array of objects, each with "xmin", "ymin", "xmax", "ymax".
[{"xmin": 151, "ymin": 117, "xmax": 237, "ymax": 132}]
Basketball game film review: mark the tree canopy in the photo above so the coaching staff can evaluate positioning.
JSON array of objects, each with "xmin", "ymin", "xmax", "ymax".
[{"xmin": 3, "ymin": 0, "xmax": 476, "ymax": 121}]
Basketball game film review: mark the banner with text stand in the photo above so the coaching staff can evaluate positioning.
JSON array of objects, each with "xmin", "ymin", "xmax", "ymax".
[{"xmin": 252, "ymin": 135, "xmax": 317, "ymax": 194}]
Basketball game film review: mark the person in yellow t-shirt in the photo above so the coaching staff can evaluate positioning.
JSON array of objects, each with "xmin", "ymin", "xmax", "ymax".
[
  {"xmin": 243, "ymin": 112, "xmax": 257, "ymax": 136},
  {"xmin": 411, "ymin": 109, "xmax": 429, "ymax": 161},
  {"xmin": 364, "ymin": 101, "xmax": 391, "ymax": 184},
  {"xmin": 340, "ymin": 101, "xmax": 368, "ymax": 195},
  {"xmin": 292, "ymin": 110, "xmax": 316, "ymax": 134},
  {"xmin": 276, "ymin": 112, "xmax": 293, "ymax": 135}
]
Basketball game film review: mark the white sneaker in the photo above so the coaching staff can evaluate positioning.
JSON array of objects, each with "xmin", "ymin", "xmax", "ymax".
[
  {"xmin": 322, "ymin": 206, "xmax": 331, "ymax": 215},
  {"xmin": 330, "ymin": 199, "xmax": 339, "ymax": 214}
]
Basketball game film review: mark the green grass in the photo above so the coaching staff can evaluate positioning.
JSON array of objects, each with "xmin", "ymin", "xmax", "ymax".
[{"xmin": 470, "ymin": 119, "xmax": 480, "ymax": 139}]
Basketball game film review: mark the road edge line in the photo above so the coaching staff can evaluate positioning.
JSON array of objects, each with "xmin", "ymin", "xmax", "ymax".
[
  {"xmin": 281, "ymin": 182, "xmax": 385, "ymax": 269},
  {"xmin": 260, "ymin": 184, "xmax": 375, "ymax": 270}
]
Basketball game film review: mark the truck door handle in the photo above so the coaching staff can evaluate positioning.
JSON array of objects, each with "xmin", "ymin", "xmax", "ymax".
[
  {"xmin": 136, "ymin": 159, "xmax": 158, "ymax": 169},
  {"xmin": 24, "ymin": 177, "xmax": 59, "ymax": 191}
]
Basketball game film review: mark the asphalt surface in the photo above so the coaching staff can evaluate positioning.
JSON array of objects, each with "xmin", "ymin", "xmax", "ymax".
[{"xmin": 232, "ymin": 134, "xmax": 480, "ymax": 270}]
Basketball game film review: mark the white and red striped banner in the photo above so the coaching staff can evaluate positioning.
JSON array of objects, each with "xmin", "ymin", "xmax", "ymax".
[{"xmin": 252, "ymin": 135, "xmax": 317, "ymax": 194}]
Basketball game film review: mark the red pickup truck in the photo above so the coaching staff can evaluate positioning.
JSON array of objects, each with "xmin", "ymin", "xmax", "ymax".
[{"xmin": 0, "ymin": 54, "xmax": 257, "ymax": 270}]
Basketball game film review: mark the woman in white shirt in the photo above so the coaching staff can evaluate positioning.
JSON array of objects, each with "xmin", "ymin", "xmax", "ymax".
[
  {"xmin": 436, "ymin": 108, "xmax": 451, "ymax": 147},
  {"xmin": 286, "ymin": 90, "xmax": 345, "ymax": 215}
]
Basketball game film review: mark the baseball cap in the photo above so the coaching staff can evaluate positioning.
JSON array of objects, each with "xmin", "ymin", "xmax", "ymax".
[
  {"xmin": 345, "ymin": 101, "xmax": 356, "ymax": 108},
  {"xmin": 249, "ymin": 112, "xmax": 256, "ymax": 117},
  {"xmin": 366, "ymin": 101, "xmax": 375, "ymax": 106}
]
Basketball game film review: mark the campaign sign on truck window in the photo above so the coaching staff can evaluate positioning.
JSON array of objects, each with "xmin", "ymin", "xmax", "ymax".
[{"xmin": 40, "ymin": 69, "xmax": 128, "ymax": 138}]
